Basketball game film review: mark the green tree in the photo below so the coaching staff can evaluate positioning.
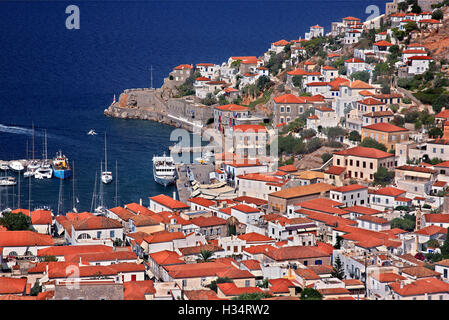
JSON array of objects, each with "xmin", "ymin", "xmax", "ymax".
[
  {"xmin": 201, "ymin": 93, "xmax": 217, "ymax": 106},
  {"xmin": 206, "ymin": 277, "xmax": 233, "ymax": 292},
  {"xmin": 321, "ymin": 153, "xmax": 332, "ymax": 164},
  {"xmin": 373, "ymin": 166, "xmax": 394, "ymax": 186},
  {"xmin": 231, "ymin": 292, "xmax": 273, "ymax": 300},
  {"xmin": 350, "ymin": 71, "xmax": 370, "ymax": 83},
  {"xmin": 405, "ymin": 21, "xmax": 418, "ymax": 33},
  {"xmin": 331, "ymin": 256, "xmax": 345, "ymax": 280},
  {"xmin": 429, "ymin": 127, "xmax": 443, "ymax": 138},
  {"xmin": 300, "ymin": 288, "xmax": 323, "ymax": 300},
  {"xmin": 398, "ymin": 1, "xmax": 409, "ymax": 11},
  {"xmin": 432, "ymin": 95, "xmax": 449, "ymax": 114},
  {"xmin": 349, "ymin": 130, "xmax": 361, "ymax": 142},
  {"xmin": 43, "ymin": 255, "xmax": 58, "ymax": 262},
  {"xmin": 30, "ymin": 281, "xmax": 42, "ymax": 296},
  {"xmin": 334, "ymin": 235, "xmax": 344, "ymax": 249},
  {"xmin": 198, "ymin": 250, "xmax": 214, "ymax": 263},
  {"xmin": 292, "ymin": 75, "xmax": 304, "ymax": 88},
  {"xmin": 0, "ymin": 212, "xmax": 32, "ymax": 231},
  {"xmin": 441, "ymin": 227, "xmax": 449, "ymax": 257},
  {"xmin": 411, "ymin": 3, "xmax": 422, "ymax": 14},
  {"xmin": 390, "ymin": 214, "xmax": 416, "ymax": 231},
  {"xmin": 360, "ymin": 137, "xmax": 387, "ymax": 152},
  {"xmin": 257, "ymin": 278, "xmax": 270, "ymax": 289}
]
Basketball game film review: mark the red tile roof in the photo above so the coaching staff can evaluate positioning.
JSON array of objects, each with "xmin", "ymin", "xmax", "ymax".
[
  {"xmin": 30, "ymin": 210, "xmax": 52, "ymax": 225},
  {"xmin": 264, "ymin": 245, "xmax": 330, "ymax": 261},
  {"xmin": 217, "ymin": 282, "xmax": 262, "ymax": 296},
  {"xmin": 190, "ymin": 216, "xmax": 227, "ymax": 227},
  {"xmin": 373, "ymin": 40, "xmax": 393, "ymax": 47},
  {"xmin": 325, "ymin": 165, "xmax": 346, "ymax": 175},
  {"xmin": 149, "ymin": 194, "xmax": 189, "ymax": 210},
  {"xmin": 37, "ymin": 245, "xmax": 113, "ymax": 257},
  {"xmin": 215, "ymin": 104, "xmax": 249, "ymax": 112},
  {"xmin": 123, "ymin": 280, "xmax": 156, "ymax": 300},
  {"xmin": 0, "ymin": 277, "xmax": 27, "ymax": 295},
  {"xmin": 238, "ymin": 232, "xmax": 275, "ymax": 243},
  {"xmin": 231, "ymin": 204, "xmax": 260, "ymax": 214},
  {"xmin": 233, "ymin": 196, "xmax": 268, "ymax": 206},
  {"xmin": 144, "ymin": 231, "xmax": 185, "ymax": 244},
  {"xmin": 332, "ymin": 184, "xmax": 367, "ymax": 193},
  {"xmin": 373, "ymin": 186, "xmax": 406, "ymax": 197},
  {"xmin": 188, "ymin": 197, "xmax": 216, "ymax": 208},
  {"xmin": 424, "ymin": 214, "xmax": 449, "ymax": 224},
  {"xmin": 363, "ymin": 122, "xmax": 408, "ymax": 132},
  {"xmin": 334, "ymin": 146, "xmax": 394, "ymax": 159},
  {"xmin": 414, "ymin": 225, "xmax": 447, "ymax": 236},
  {"xmin": 110, "ymin": 206, "xmax": 135, "ymax": 221},
  {"xmin": 0, "ymin": 231, "xmax": 54, "ymax": 247},
  {"xmin": 389, "ymin": 278, "xmax": 449, "ymax": 296}
]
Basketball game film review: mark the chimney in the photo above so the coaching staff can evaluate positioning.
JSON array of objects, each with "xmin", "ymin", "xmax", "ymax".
[
  {"xmin": 173, "ymin": 192, "xmax": 177, "ymax": 200},
  {"xmin": 45, "ymin": 263, "xmax": 49, "ymax": 274},
  {"xmin": 139, "ymin": 198, "xmax": 142, "ymax": 206},
  {"xmin": 400, "ymin": 281, "xmax": 404, "ymax": 289}
]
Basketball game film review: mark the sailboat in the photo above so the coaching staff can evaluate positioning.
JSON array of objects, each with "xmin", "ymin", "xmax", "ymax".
[
  {"xmin": 101, "ymin": 133, "xmax": 113, "ymax": 184},
  {"xmin": 25, "ymin": 123, "xmax": 40, "ymax": 177},
  {"xmin": 35, "ymin": 130, "xmax": 52, "ymax": 179}
]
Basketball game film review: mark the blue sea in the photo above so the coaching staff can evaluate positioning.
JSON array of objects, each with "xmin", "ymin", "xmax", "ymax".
[{"xmin": 0, "ymin": 0, "xmax": 387, "ymax": 212}]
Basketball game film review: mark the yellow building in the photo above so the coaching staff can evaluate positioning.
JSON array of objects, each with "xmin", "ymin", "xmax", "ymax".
[{"xmin": 361, "ymin": 122, "xmax": 409, "ymax": 151}]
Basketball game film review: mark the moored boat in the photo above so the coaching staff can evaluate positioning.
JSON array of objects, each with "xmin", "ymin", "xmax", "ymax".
[
  {"xmin": 152, "ymin": 153, "xmax": 176, "ymax": 187},
  {"xmin": 52, "ymin": 151, "xmax": 71, "ymax": 179}
]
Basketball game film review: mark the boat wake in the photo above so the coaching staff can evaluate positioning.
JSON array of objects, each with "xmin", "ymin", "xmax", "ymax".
[
  {"xmin": 0, "ymin": 124, "xmax": 48, "ymax": 138},
  {"xmin": 0, "ymin": 124, "xmax": 34, "ymax": 135}
]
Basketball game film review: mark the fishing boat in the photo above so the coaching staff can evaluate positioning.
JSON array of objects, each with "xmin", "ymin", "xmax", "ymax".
[
  {"xmin": 0, "ymin": 176, "xmax": 16, "ymax": 186},
  {"xmin": 52, "ymin": 150, "xmax": 71, "ymax": 179},
  {"xmin": 152, "ymin": 153, "xmax": 176, "ymax": 187},
  {"xmin": 8, "ymin": 161, "xmax": 24, "ymax": 172},
  {"xmin": 101, "ymin": 133, "xmax": 113, "ymax": 184}
]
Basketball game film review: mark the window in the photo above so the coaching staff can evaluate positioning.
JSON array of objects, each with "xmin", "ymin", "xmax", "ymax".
[
  {"xmin": 245, "ymin": 280, "xmax": 250, "ymax": 287},
  {"xmin": 314, "ymin": 260, "xmax": 322, "ymax": 265},
  {"xmin": 110, "ymin": 230, "xmax": 115, "ymax": 238}
]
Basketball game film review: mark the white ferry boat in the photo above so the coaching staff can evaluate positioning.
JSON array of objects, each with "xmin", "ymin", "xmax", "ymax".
[{"xmin": 152, "ymin": 153, "xmax": 176, "ymax": 187}]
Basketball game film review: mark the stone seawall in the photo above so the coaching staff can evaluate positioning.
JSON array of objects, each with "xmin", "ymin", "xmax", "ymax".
[{"xmin": 104, "ymin": 88, "xmax": 199, "ymax": 132}]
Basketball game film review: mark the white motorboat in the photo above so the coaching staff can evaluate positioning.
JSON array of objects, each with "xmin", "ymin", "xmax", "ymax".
[
  {"xmin": 24, "ymin": 171, "xmax": 35, "ymax": 178},
  {"xmin": 0, "ymin": 163, "xmax": 9, "ymax": 171},
  {"xmin": 0, "ymin": 176, "xmax": 16, "ymax": 186},
  {"xmin": 152, "ymin": 153, "xmax": 176, "ymax": 187},
  {"xmin": 101, "ymin": 171, "xmax": 113, "ymax": 184},
  {"xmin": 35, "ymin": 167, "xmax": 53, "ymax": 179},
  {"xmin": 87, "ymin": 129, "xmax": 97, "ymax": 136},
  {"xmin": 8, "ymin": 161, "xmax": 24, "ymax": 172}
]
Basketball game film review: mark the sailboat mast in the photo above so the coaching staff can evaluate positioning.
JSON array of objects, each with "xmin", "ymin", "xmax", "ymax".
[
  {"xmin": 72, "ymin": 160, "xmax": 76, "ymax": 211},
  {"xmin": 17, "ymin": 172, "xmax": 21, "ymax": 209},
  {"xmin": 57, "ymin": 177, "xmax": 63, "ymax": 215},
  {"xmin": 90, "ymin": 171, "xmax": 98, "ymax": 212},
  {"xmin": 44, "ymin": 129, "xmax": 48, "ymax": 161},
  {"xmin": 99, "ymin": 161, "xmax": 104, "ymax": 208},
  {"xmin": 115, "ymin": 160, "xmax": 118, "ymax": 207},
  {"xmin": 104, "ymin": 133, "xmax": 108, "ymax": 172},
  {"xmin": 28, "ymin": 172, "xmax": 32, "ymax": 212},
  {"xmin": 32, "ymin": 122, "xmax": 35, "ymax": 161}
]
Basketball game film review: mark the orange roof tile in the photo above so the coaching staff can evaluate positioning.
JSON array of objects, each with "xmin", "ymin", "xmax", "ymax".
[
  {"xmin": 333, "ymin": 146, "xmax": 394, "ymax": 159},
  {"xmin": 363, "ymin": 122, "xmax": 408, "ymax": 132},
  {"xmin": 149, "ymin": 194, "xmax": 189, "ymax": 210}
]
